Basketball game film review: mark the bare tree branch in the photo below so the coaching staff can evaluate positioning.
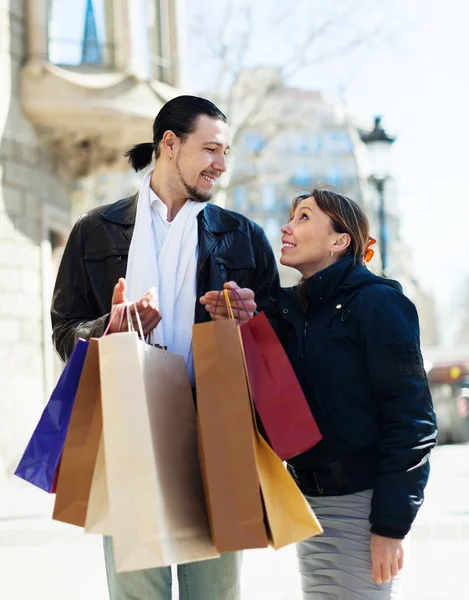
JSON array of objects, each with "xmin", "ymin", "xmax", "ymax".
[
  {"xmin": 210, "ymin": 0, "xmax": 241, "ymax": 104},
  {"xmin": 223, "ymin": 6, "xmax": 254, "ymax": 117},
  {"xmin": 187, "ymin": 1, "xmax": 397, "ymax": 201}
]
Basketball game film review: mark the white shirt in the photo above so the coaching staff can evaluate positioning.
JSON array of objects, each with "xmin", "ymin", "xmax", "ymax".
[
  {"xmin": 126, "ymin": 171, "xmax": 205, "ymax": 384},
  {"xmin": 149, "ymin": 187, "xmax": 172, "ymax": 256}
]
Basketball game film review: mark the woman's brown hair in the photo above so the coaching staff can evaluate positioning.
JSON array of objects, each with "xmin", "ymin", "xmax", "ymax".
[{"xmin": 290, "ymin": 187, "xmax": 370, "ymax": 264}]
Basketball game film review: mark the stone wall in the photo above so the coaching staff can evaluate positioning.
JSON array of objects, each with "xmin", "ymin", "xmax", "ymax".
[{"xmin": 0, "ymin": 0, "xmax": 71, "ymax": 480}]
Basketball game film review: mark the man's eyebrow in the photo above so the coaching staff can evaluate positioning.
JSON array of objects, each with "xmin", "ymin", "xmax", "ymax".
[{"xmin": 203, "ymin": 141, "xmax": 231, "ymax": 151}]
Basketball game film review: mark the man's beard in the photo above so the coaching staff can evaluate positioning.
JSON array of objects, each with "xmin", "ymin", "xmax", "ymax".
[{"xmin": 175, "ymin": 157, "xmax": 212, "ymax": 203}]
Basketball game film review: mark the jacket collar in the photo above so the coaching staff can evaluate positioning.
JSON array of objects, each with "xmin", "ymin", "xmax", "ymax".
[
  {"xmin": 101, "ymin": 194, "xmax": 137, "ymax": 226},
  {"xmin": 304, "ymin": 255, "xmax": 355, "ymax": 308},
  {"xmin": 101, "ymin": 194, "xmax": 240, "ymax": 234},
  {"xmin": 199, "ymin": 202, "xmax": 241, "ymax": 233}
]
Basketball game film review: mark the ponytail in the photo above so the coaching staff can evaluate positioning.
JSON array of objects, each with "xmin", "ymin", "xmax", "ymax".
[{"xmin": 124, "ymin": 142, "xmax": 154, "ymax": 172}]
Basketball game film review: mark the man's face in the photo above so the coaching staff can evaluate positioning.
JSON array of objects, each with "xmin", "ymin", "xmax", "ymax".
[{"xmin": 172, "ymin": 115, "xmax": 230, "ymax": 202}]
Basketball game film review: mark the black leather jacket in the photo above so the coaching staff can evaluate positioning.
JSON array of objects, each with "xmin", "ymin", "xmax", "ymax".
[{"xmin": 51, "ymin": 194, "xmax": 279, "ymax": 362}]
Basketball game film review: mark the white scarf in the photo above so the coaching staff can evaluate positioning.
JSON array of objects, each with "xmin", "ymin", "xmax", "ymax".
[{"xmin": 126, "ymin": 169, "xmax": 206, "ymax": 383}]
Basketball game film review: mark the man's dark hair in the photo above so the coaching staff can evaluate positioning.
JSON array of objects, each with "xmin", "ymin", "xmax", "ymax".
[{"xmin": 124, "ymin": 95, "xmax": 227, "ymax": 172}]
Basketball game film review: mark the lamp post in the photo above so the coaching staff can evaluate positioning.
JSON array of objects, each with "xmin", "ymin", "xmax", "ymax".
[{"xmin": 359, "ymin": 116, "xmax": 396, "ymax": 276}]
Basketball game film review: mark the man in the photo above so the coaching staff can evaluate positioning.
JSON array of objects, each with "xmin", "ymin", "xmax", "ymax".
[{"xmin": 51, "ymin": 95, "xmax": 279, "ymax": 600}]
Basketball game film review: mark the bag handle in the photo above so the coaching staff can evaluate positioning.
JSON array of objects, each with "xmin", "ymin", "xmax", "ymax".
[
  {"xmin": 213, "ymin": 289, "xmax": 236, "ymax": 321},
  {"xmin": 213, "ymin": 288, "xmax": 251, "ymax": 324},
  {"xmin": 103, "ymin": 304, "xmax": 127, "ymax": 336},
  {"xmin": 224, "ymin": 289, "xmax": 235, "ymax": 320},
  {"xmin": 230, "ymin": 288, "xmax": 252, "ymax": 321},
  {"xmin": 126, "ymin": 303, "xmax": 145, "ymax": 340}
]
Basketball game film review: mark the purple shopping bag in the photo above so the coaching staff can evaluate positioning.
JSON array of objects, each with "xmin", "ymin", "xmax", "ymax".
[{"xmin": 15, "ymin": 338, "xmax": 89, "ymax": 492}]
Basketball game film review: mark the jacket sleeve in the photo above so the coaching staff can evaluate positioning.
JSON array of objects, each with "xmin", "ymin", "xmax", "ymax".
[
  {"xmin": 253, "ymin": 226, "xmax": 280, "ymax": 304},
  {"xmin": 360, "ymin": 287, "xmax": 437, "ymax": 539},
  {"xmin": 51, "ymin": 217, "xmax": 110, "ymax": 363}
]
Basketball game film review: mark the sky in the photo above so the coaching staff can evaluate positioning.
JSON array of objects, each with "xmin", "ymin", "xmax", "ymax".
[
  {"xmin": 333, "ymin": 0, "xmax": 469, "ymax": 333},
  {"xmin": 184, "ymin": 0, "xmax": 469, "ymax": 342}
]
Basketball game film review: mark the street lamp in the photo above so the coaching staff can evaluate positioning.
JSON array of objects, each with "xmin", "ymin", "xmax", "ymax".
[{"xmin": 359, "ymin": 116, "xmax": 396, "ymax": 276}]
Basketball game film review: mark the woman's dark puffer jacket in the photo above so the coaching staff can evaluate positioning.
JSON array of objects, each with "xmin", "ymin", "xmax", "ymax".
[{"xmin": 261, "ymin": 255, "xmax": 437, "ymax": 539}]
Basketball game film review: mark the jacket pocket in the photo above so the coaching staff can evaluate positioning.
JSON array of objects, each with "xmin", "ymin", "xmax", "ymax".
[
  {"xmin": 215, "ymin": 258, "xmax": 257, "ymax": 288},
  {"xmin": 84, "ymin": 250, "xmax": 128, "ymax": 310},
  {"xmin": 216, "ymin": 257, "xmax": 257, "ymax": 270}
]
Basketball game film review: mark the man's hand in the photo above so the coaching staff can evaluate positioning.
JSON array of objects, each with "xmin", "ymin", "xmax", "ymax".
[
  {"xmin": 370, "ymin": 533, "xmax": 404, "ymax": 585},
  {"xmin": 108, "ymin": 278, "xmax": 162, "ymax": 336},
  {"xmin": 200, "ymin": 281, "xmax": 256, "ymax": 323}
]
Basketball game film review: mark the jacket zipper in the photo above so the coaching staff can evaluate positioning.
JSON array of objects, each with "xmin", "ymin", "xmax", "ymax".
[{"xmin": 301, "ymin": 320, "xmax": 308, "ymax": 359}]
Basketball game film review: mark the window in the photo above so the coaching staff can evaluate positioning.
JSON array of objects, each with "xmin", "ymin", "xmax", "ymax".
[
  {"xmin": 327, "ymin": 166, "xmax": 342, "ymax": 187},
  {"xmin": 243, "ymin": 133, "xmax": 266, "ymax": 154},
  {"xmin": 298, "ymin": 133, "xmax": 309, "ymax": 154},
  {"xmin": 233, "ymin": 186, "xmax": 247, "ymax": 211},
  {"xmin": 309, "ymin": 133, "xmax": 322, "ymax": 154},
  {"xmin": 325, "ymin": 131, "xmax": 354, "ymax": 154},
  {"xmin": 147, "ymin": 0, "xmax": 173, "ymax": 84},
  {"xmin": 48, "ymin": 0, "xmax": 113, "ymax": 67},
  {"xmin": 292, "ymin": 164, "xmax": 313, "ymax": 187},
  {"xmin": 131, "ymin": 0, "xmax": 151, "ymax": 79},
  {"xmin": 263, "ymin": 218, "xmax": 280, "ymax": 242},
  {"xmin": 288, "ymin": 132, "xmax": 304, "ymax": 154},
  {"xmin": 261, "ymin": 185, "xmax": 276, "ymax": 211}
]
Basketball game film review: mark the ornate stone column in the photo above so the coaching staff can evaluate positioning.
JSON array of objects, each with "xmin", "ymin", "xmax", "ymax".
[
  {"xmin": 26, "ymin": 0, "xmax": 49, "ymax": 61},
  {"xmin": 169, "ymin": 0, "xmax": 184, "ymax": 87},
  {"xmin": 111, "ymin": 0, "xmax": 130, "ymax": 73}
]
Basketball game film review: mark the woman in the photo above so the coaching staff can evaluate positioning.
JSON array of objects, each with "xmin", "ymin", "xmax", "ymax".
[
  {"xmin": 265, "ymin": 189, "xmax": 436, "ymax": 599},
  {"xmin": 202, "ymin": 188, "xmax": 437, "ymax": 599}
]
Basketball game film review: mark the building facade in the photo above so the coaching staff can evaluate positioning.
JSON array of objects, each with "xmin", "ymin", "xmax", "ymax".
[
  {"xmin": 222, "ymin": 69, "xmax": 370, "ymax": 286},
  {"xmin": 219, "ymin": 69, "xmax": 438, "ymax": 341},
  {"xmin": 0, "ymin": 0, "xmax": 182, "ymax": 480}
]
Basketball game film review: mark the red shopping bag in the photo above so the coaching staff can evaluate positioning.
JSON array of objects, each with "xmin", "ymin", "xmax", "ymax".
[{"xmin": 240, "ymin": 312, "xmax": 322, "ymax": 461}]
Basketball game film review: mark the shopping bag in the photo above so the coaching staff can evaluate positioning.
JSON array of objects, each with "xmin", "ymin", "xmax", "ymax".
[
  {"xmin": 99, "ymin": 320, "xmax": 218, "ymax": 573},
  {"xmin": 194, "ymin": 290, "xmax": 322, "ymax": 551},
  {"xmin": 252, "ymin": 425, "xmax": 323, "ymax": 548},
  {"xmin": 84, "ymin": 433, "xmax": 111, "ymax": 535},
  {"xmin": 14, "ymin": 339, "xmax": 89, "ymax": 492},
  {"xmin": 52, "ymin": 339, "xmax": 102, "ymax": 527},
  {"xmin": 193, "ymin": 318, "xmax": 269, "ymax": 553},
  {"xmin": 240, "ymin": 311, "xmax": 322, "ymax": 460}
]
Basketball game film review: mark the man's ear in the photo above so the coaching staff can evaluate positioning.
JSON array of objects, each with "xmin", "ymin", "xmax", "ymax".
[{"xmin": 161, "ymin": 130, "xmax": 177, "ymax": 158}]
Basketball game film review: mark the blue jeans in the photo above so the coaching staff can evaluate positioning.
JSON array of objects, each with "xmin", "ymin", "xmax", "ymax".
[{"xmin": 103, "ymin": 536, "xmax": 242, "ymax": 600}]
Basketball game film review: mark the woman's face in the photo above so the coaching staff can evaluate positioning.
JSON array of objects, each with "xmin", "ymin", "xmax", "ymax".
[{"xmin": 280, "ymin": 196, "xmax": 343, "ymax": 278}]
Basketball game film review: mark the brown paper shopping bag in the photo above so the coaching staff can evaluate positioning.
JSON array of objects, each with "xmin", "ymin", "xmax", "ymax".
[
  {"xmin": 98, "ymin": 329, "xmax": 218, "ymax": 573},
  {"xmin": 192, "ymin": 318, "xmax": 269, "ymax": 553},
  {"xmin": 53, "ymin": 339, "xmax": 102, "ymax": 527},
  {"xmin": 194, "ymin": 290, "xmax": 322, "ymax": 552},
  {"xmin": 233, "ymin": 293, "xmax": 323, "ymax": 548}
]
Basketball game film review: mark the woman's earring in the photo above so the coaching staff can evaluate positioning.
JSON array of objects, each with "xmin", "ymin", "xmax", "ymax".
[{"xmin": 330, "ymin": 249, "xmax": 334, "ymax": 257}]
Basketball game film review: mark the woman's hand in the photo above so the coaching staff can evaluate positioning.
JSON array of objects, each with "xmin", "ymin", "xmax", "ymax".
[
  {"xmin": 370, "ymin": 533, "xmax": 404, "ymax": 584},
  {"xmin": 200, "ymin": 281, "xmax": 256, "ymax": 323}
]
